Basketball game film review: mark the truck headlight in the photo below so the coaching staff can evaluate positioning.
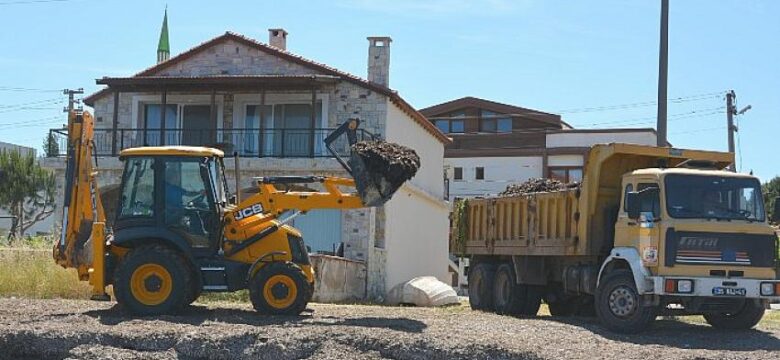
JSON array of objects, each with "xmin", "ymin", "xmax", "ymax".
[
  {"xmin": 760, "ymin": 282, "xmax": 779, "ymax": 296},
  {"xmin": 664, "ymin": 279, "xmax": 694, "ymax": 294},
  {"xmin": 677, "ymin": 279, "xmax": 693, "ymax": 293}
]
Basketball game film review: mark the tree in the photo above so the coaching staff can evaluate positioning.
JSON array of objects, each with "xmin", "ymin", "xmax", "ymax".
[
  {"xmin": 0, "ymin": 149, "xmax": 56, "ymax": 239},
  {"xmin": 43, "ymin": 132, "xmax": 60, "ymax": 157},
  {"xmin": 762, "ymin": 176, "xmax": 780, "ymax": 223}
]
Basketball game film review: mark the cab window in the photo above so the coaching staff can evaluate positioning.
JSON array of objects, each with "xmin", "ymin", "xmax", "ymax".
[
  {"xmin": 623, "ymin": 183, "xmax": 633, "ymax": 212},
  {"xmin": 163, "ymin": 159, "xmax": 215, "ymax": 248},
  {"xmin": 637, "ymin": 183, "xmax": 660, "ymax": 218},
  {"xmin": 119, "ymin": 157, "xmax": 155, "ymax": 218}
]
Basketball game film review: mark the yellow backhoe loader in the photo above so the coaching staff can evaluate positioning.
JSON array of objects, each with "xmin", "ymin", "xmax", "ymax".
[{"xmin": 53, "ymin": 110, "xmax": 409, "ymax": 315}]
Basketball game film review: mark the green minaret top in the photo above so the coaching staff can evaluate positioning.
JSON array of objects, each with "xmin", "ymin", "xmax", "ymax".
[{"xmin": 157, "ymin": 7, "xmax": 170, "ymax": 63}]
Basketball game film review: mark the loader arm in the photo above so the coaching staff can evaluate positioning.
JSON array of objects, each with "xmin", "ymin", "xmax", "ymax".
[{"xmin": 53, "ymin": 110, "xmax": 109, "ymax": 300}]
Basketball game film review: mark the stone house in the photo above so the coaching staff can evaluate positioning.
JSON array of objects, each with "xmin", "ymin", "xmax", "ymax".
[{"xmin": 44, "ymin": 29, "xmax": 451, "ymax": 301}]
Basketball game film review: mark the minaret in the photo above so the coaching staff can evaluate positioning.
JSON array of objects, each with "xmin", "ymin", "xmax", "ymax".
[{"xmin": 157, "ymin": 7, "xmax": 170, "ymax": 63}]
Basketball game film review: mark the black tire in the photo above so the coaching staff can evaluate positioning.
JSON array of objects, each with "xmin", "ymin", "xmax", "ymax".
[
  {"xmin": 184, "ymin": 272, "xmax": 202, "ymax": 306},
  {"xmin": 493, "ymin": 264, "xmax": 541, "ymax": 316},
  {"xmin": 595, "ymin": 270, "xmax": 656, "ymax": 333},
  {"xmin": 548, "ymin": 297, "xmax": 578, "ymax": 316},
  {"xmin": 468, "ymin": 262, "xmax": 496, "ymax": 311},
  {"xmin": 249, "ymin": 262, "xmax": 311, "ymax": 315},
  {"xmin": 113, "ymin": 245, "xmax": 192, "ymax": 316},
  {"xmin": 703, "ymin": 300, "xmax": 765, "ymax": 330}
]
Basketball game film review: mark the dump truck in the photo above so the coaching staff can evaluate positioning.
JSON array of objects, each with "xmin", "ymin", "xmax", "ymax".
[
  {"xmin": 452, "ymin": 143, "xmax": 780, "ymax": 333},
  {"xmin": 54, "ymin": 110, "xmax": 414, "ymax": 315}
]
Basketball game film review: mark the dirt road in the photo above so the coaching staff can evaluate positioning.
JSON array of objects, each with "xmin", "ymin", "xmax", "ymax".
[{"xmin": 0, "ymin": 298, "xmax": 778, "ymax": 359}]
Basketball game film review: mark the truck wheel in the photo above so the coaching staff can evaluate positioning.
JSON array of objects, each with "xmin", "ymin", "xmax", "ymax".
[
  {"xmin": 468, "ymin": 263, "xmax": 495, "ymax": 311},
  {"xmin": 113, "ymin": 245, "xmax": 191, "ymax": 316},
  {"xmin": 493, "ymin": 264, "xmax": 541, "ymax": 316},
  {"xmin": 249, "ymin": 262, "xmax": 311, "ymax": 315},
  {"xmin": 703, "ymin": 300, "xmax": 765, "ymax": 330},
  {"xmin": 595, "ymin": 270, "xmax": 655, "ymax": 333},
  {"xmin": 493, "ymin": 264, "xmax": 525, "ymax": 315}
]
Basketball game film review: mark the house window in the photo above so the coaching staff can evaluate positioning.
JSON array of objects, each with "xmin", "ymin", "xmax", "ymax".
[
  {"xmin": 144, "ymin": 104, "xmax": 178, "ymax": 146},
  {"xmin": 435, "ymin": 120, "xmax": 450, "ymax": 133},
  {"xmin": 454, "ymin": 167, "xmax": 463, "ymax": 180},
  {"xmin": 450, "ymin": 119, "xmax": 464, "ymax": 133},
  {"xmin": 475, "ymin": 167, "xmax": 485, "ymax": 180},
  {"xmin": 497, "ymin": 118, "xmax": 512, "ymax": 132},
  {"xmin": 548, "ymin": 166, "xmax": 583, "ymax": 183},
  {"xmin": 243, "ymin": 101, "xmax": 322, "ymax": 156},
  {"xmin": 480, "ymin": 110, "xmax": 512, "ymax": 133}
]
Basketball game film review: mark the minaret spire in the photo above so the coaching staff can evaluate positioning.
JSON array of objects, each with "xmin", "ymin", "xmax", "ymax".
[{"xmin": 157, "ymin": 6, "xmax": 170, "ymax": 63}]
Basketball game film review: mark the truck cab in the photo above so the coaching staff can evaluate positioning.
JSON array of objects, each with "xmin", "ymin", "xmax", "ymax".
[{"xmin": 600, "ymin": 167, "xmax": 780, "ymax": 331}]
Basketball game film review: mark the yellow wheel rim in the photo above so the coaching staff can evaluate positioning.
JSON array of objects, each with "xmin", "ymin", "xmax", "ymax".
[
  {"xmin": 130, "ymin": 264, "xmax": 173, "ymax": 306},
  {"xmin": 263, "ymin": 274, "xmax": 298, "ymax": 309}
]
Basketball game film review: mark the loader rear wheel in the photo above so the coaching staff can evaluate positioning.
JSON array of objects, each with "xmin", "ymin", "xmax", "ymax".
[
  {"xmin": 468, "ymin": 262, "xmax": 495, "ymax": 311},
  {"xmin": 249, "ymin": 262, "xmax": 311, "ymax": 315},
  {"xmin": 114, "ymin": 245, "xmax": 191, "ymax": 316}
]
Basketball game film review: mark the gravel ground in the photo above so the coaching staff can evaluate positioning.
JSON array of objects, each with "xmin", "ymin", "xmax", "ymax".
[{"xmin": 0, "ymin": 298, "xmax": 778, "ymax": 360}]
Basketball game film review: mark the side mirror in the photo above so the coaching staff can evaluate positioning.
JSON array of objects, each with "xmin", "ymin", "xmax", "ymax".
[
  {"xmin": 229, "ymin": 194, "xmax": 237, "ymax": 205},
  {"xmin": 772, "ymin": 196, "xmax": 780, "ymax": 223},
  {"xmin": 626, "ymin": 191, "xmax": 641, "ymax": 220}
]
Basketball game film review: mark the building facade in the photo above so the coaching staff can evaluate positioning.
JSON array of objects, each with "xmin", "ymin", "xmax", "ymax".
[
  {"xmin": 419, "ymin": 97, "xmax": 658, "ymax": 199},
  {"xmin": 45, "ymin": 30, "xmax": 451, "ymax": 301}
]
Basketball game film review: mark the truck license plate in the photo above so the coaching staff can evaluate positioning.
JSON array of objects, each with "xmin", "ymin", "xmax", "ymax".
[{"xmin": 712, "ymin": 287, "xmax": 746, "ymax": 297}]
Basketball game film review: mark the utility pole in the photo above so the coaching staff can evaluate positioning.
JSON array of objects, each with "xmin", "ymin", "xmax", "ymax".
[
  {"xmin": 656, "ymin": 0, "xmax": 669, "ymax": 147},
  {"xmin": 62, "ymin": 88, "xmax": 84, "ymax": 113},
  {"xmin": 726, "ymin": 90, "xmax": 736, "ymax": 171}
]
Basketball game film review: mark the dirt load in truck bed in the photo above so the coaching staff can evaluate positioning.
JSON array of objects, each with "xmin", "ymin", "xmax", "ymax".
[
  {"xmin": 499, "ymin": 178, "xmax": 576, "ymax": 196},
  {"xmin": 0, "ymin": 298, "xmax": 778, "ymax": 360}
]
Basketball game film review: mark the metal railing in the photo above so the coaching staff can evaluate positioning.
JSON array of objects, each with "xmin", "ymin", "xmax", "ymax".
[{"xmin": 47, "ymin": 128, "xmax": 378, "ymax": 158}]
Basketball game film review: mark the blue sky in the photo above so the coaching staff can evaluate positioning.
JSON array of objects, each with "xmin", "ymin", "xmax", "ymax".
[{"xmin": 0, "ymin": 0, "xmax": 777, "ymax": 180}]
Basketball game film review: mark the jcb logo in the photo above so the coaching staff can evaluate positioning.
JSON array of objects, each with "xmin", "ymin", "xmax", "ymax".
[{"xmin": 234, "ymin": 204, "xmax": 264, "ymax": 220}]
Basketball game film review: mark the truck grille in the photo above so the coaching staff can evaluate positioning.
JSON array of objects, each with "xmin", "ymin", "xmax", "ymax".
[{"xmin": 664, "ymin": 229, "xmax": 777, "ymax": 268}]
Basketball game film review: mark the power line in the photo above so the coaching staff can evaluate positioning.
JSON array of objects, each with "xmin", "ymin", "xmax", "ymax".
[
  {"xmin": 0, "ymin": 115, "xmax": 63, "ymax": 128},
  {"xmin": 0, "ymin": 97, "xmax": 64, "ymax": 109},
  {"xmin": 555, "ymin": 91, "xmax": 724, "ymax": 114},
  {"xmin": 573, "ymin": 107, "xmax": 725, "ymax": 128},
  {"xmin": 0, "ymin": 0, "xmax": 72, "ymax": 6},
  {"xmin": 0, "ymin": 86, "xmax": 62, "ymax": 93}
]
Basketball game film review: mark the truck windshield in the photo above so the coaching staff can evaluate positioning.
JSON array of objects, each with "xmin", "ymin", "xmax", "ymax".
[{"xmin": 665, "ymin": 174, "xmax": 765, "ymax": 222}]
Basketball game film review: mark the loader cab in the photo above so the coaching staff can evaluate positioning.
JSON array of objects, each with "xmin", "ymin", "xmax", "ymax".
[{"xmin": 116, "ymin": 147, "xmax": 229, "ymax": 256}]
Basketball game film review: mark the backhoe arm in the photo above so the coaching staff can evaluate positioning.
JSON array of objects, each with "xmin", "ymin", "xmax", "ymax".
[{"xmin": 53, "ymin": 110, "xmax": 109, "ymax": 300}]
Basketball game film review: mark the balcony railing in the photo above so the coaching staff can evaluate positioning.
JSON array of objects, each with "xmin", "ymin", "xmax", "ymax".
[{"xmin": 47, "ymin": 128, "xmax": 378, "ymax": 158}]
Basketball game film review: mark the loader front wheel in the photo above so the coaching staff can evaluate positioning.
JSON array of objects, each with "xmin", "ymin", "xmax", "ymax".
[
  {"xmin": 249, "ymin": 262, "xmax": 311, "ymax": 316},
  {"xmin": 114, "ymin": 245, "xmax": 191, "ymax": 316}
]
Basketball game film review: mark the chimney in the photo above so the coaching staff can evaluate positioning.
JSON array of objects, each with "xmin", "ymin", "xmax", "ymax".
[
  {"xmin": 367, "ymin": 36, "xmax": 392, "ymax": 87},
  {"xmin": 268, "ymin": 28, "xmax": 288, "ymax": 50}
]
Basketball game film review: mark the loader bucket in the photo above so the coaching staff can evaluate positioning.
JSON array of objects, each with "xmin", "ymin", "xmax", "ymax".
[
  {"xmin": 324, "ymin": 118, "xmax": 420, "ymax": 207},
  {"xmin": 348, "ymin": 152, "xmax": 402, "ymax": 207}
]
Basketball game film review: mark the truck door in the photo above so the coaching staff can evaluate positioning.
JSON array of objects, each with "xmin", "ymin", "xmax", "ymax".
[{"xmin": 614, "ymin": 181, "xmax": 662, "ymax": 267}]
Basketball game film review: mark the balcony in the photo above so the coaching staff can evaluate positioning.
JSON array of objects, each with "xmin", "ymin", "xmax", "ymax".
[{"xmin": 47, "ymin": 127, "xmax": 378, "ymax": 158}]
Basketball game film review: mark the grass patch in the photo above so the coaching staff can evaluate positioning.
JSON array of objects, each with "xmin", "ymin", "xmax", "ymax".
[{"xmin": 0, "ymin": 247, "xmax": 91, "ymax": 299}]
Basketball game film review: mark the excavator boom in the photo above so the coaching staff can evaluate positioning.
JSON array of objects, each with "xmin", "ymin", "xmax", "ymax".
[{"xmin": 54, "ymin": 111, "xmax": 109, "ymax": 300}]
